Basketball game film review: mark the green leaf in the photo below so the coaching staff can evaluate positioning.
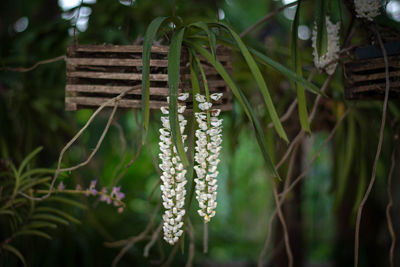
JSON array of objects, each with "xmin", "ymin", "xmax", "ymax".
[
  {"xmin": 315, "ymin": 0, "xmax": 327, "ymax": 56},
  {"xmin": 32, "ymin": 214, "xmax": 69, "ymax": 225},
  {"xmin": 291, "ymin": 2, "xmax": 310, "ymax": 133},
  {"xmin": 168, "ymin": 28, "xmax": 189, "ymax": 167},
  {"xmin": 19, "ymin": 177, "xmax": 52, "ymax": 192},
  {"xmin": 0, "ymin": 210, "xmax": 15, "ymax": 216},
  {"xmin": 210, "ymin": 35, "xmax": 324, "ymax": 96},
  {"xmin": 14, "ymin": 229, "xmax": 52, "ymax": 239},
  {"xmin": 188, "ymin": 42, "xmax": 279, "ymax": 178},
  {"xmin": 20, "ymin": 168, "xmax": 55, "ymax": 180},
  {"xmin": 36, "ymin": 207, "xmax": 81, "ymax": 224},
  {"xmin": 189, "ymin": 22, "xmax": 216, "ymax": 60},
  {"xmin": 209, "ymin": 22, "xmax": 288, "ymax": 142},
  {"xmin": 141, "ymin": 16, "xmax": 168, "ymax": 141},
  {"xmin": 24, "ymin": 221, "xmax": 57, "ymax": 229},
  {"xmin": 46, "ymin": 196, "xmax": 87, "ymax": 210},
  {"xmin": 17, "ymin": 147, "xmax": 43, "ymax": 178},
  {"xmin": 2, "ymin": 244, "xmax": 27, "ymax": 267}
]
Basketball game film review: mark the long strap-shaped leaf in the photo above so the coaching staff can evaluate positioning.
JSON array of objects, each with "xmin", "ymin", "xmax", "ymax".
[
  {"xmin": 315, "ymin": 0, "xmax": 327, "ymax": 56},
  {"xmin": 291, "ymin": 2, "xmax": 310, "ymax": 133},
  {"xmin": 141, "ymin": 16, "xmax": 168, "ymax": 141},
  {"xmin": 169, "ymin": 28, "xmax": 189, "ymax": 167},
  {"xmin": 209, "ymin": 35, "xmax": 324, "ymax": 96},
  {"xmin": 188, "ymin": 41, "xmax": 279, "ymax": 178},
  {"xmin": 208, "ymin": 22, "xmax": 288, "ymax": 143},
  {"xmin": 189, "ymin": 21, "xmax": 217, "ymax": 61}
]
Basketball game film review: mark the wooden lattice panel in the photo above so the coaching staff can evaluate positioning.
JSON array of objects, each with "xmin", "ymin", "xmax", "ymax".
[
  {"xmin": 65, "ymin": 45, "xmax": 232, "ymax": 111},
  {"xmin": 344, "ymin": 54, "xmax": 400, "ymax": 100}
]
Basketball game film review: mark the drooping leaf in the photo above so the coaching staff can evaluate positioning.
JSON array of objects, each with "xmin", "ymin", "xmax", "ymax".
[
  {"xmin": 45, "ymin": 196, "xmax": 87, "ymax": 210},
  {"xmin": 188, "ymin": 42, "xmax": 279, "ymax": 178},
  {"xmin": 209, "ymin": 22, "xmax": 288, "ymax": 142},
  {"xmin": 189, "ymin": 21, "xmax": 216, "ymax": 60},
  {"xmin": 2, "ymin": 244, "xmax": 27, "ymax": 267},
  {"xmin": 141, "ymin": 16, "xmax": 168, "ymax": 142},
  {"xmin": 168, "ymin": 28, "xmax": 189, "ymax": 167},
  {"xmin": 17, "ymin": 147, "xmax": 43, "ymax": 178},
  {"xmin": 32, "ymin": 214, "xmax": 69, "ymax": 225},
  {"xmin": 14, "ymin": 229, "xmax": 52, "ymax": 239},
  {"xmin": 36, "ymin": 207, "xmax": 81, "ymax": 224},
  {"xmin": 24, "ymin": 221, "xmax": 57, "ymax": 229},
  {"xmin": 315, "ymin": 0, "xmax": 327, "ymax": 56},
  {"xmin": 209, "ymin": 35, "xmax": 324, "ymax": 96},
  {"xmin": 291, "ymin": 2, "xmax": 310, "ymax": 133},
  {"xmin": 19, "ymin": 177, "xmax": 52, "ymax": 192}
]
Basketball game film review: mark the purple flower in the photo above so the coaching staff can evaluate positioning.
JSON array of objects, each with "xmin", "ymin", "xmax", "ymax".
[
  {"xmin": 57, "ymin": 181, "xmax": 65, "ymax": 191},
  {"xmin": 111, "ymin": 186, "xmax": 125, "ymax": 200},
  {"xmin": 118, "ymin": 207, "xmax": 124, "ymax": 214}
]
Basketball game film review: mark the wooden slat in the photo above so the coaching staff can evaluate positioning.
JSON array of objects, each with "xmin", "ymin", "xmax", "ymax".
[
  {"xmin": 66, "ymin": 97, "xmax": 167, "ymax": 109},
  {"xmin": 345, "ymin": 55, "xmax": 400, "ymax": 72},
  {"xmin": 67, "ymin": 71, "xmax": 169, "ymax": 81},
  {"xmin": 348, "ymin": 70, "xmax": 400, "ymax": 82},
  {"xmin": 66, "ymin": 85, "xmax": 169, "ymax": 95},
  {"xmin": 66, "ymin": 96, "xmax": 232, "ymax": 110},
  {"xmin": 74, "ymin": 45, "xmax": 170, "ymax": 54},
  {"xmin": 67, "ymin": 58, "xmax": 168, "ymax": 67}
]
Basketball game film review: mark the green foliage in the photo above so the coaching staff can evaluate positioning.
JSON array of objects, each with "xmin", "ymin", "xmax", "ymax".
[{"xmin": 0, "ymin": 148, "xmax": 83, "ymax": 266}]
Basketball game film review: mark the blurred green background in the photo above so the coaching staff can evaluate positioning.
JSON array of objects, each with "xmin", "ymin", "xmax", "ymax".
[{"xmin": 1, "ymin": 0, "xmax": 400, "ymax": 266}]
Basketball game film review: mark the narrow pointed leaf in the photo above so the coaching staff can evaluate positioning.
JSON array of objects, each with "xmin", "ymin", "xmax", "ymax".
[
  {"xmin": 2, "ymin": 244, "xmax": 27, "ymax": 267},
  {"xmin": 17, "ymin": 147, "xmax": 43, "ymax": 177},
  {"xmin": 142, "ymin": 16, "xmax": 168, "ymax": 141},
  {"xmin": 46, "ymin": 196, "xmax": 87, "ymax": 209},
  {"xmin": 32, "ymin": 214, "xmax": 69, "ymax": 225},
  {"xmin": 168, "ymin": 28, "xmax": 189, "ymax": 167},
  {"xmin": 190, "ymin": 21, "xmax": 216, "ymax": 60},
  {"xmin": 189, "ymin": 42, "xmax": 279, "ymax": 178},
  {"xmin": 24, "ymin": 221, "xmax": 57, "ymax": 229},
  {"xmin": 291, "ymin": 2, "xmax": 310, "ymax": 133},
  {"xmin": 209, "ymin": 22, "xmax": 288, "ymax": 142},
  {"xmin": 315, "ymin": 0, "xmax": 327, "ymax": 56},
  {"xmin": 36, "ymin": 207, "xmax": 81, "ymax": 224},
  {"xmin": 14, "ymin": 229, "xmax": 52, "ymax": 239},
  {"xmin": 210, "ymin": 35, "xmax": 323, "ymax": 96}
]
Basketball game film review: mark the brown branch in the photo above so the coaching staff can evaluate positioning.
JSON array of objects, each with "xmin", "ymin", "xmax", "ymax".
[
  {"xmin": 20, "ymin": 85, "xmax": 141, "ymax": 201},
  {"xmin": 258, "ymin": 106, "xmax": 351, "ymax": 266},
  {"xmin": 386, "ymin": 135, "xmax": 397, "ymax": 267},
  {"xmin": 1, "ymin": 55, "xmax": 66, "ymax": 72},
  {"xmin": 203, "ymin": 222, "xmax": 208, "ymax": 254},
  {"xmin": 354, "ymin": 26, "xmax": 391, "ymax": 267},
  {"xmin": 144, "ymin": 222, "xmax": 163, "ymax": 257},
  {"xmin": 267, "ymin": 68, "xmax": 317, "ymax": 129},
  {"xmin": 185, "ymin": 219, "xmax": 196, "ymax": 267},
  {"xmin": 271, "ymin": 179, "xmax": 293, "ymax": 267},
  {"xmin": 240, "ymin": 1, "xmax": 300, "ymax": 38}
]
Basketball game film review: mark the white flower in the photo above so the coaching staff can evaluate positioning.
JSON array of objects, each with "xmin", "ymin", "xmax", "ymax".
[
  {"xmin": 311, "ymin": 16, "xmax": 340, "ymax": 75},
  {"xmin": 199, "ymin": 102, "xmax": 212, "ymax": 111},
  {"xmin": 178, "ymin": 93, "xmax": 189, "ymax": 101},
  {"xmin": 158, "ymin": 95, "xmax": 188, "ymax": 245},
  {"xmin": 195, "ymin": 94, "xmax": 206, "ymax": 103},
  {"xmin": 354, "ymin": 0, "xmax": 381, "ymax": 21},
  {"xmin": 193, "ymin": 93, "xmax": 223, "ymax": 223},
  {"xmin": 210, "ymin": 93, "xmax": 223, "ymax": 101}
]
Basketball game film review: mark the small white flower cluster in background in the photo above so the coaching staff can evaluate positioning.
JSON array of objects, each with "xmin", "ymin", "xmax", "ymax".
[
  {"xmin": 311, "ymin": 16, "xmax": 341, "ymax": 75},
  {"xmin": 354, "ymin": 0, "xmax": 381, "ymax": 21},
  {"xmin": 158, "ymin": 93, "xmax": 189, "ymax": 245},
  {"xmin": 194, "ymin": 93, "xmax": 223, "ymax": 223}
]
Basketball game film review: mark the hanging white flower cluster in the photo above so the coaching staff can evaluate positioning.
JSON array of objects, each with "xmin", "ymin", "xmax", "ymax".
[
  {"xmin": 354, "ymin": 0, "xmax": 381, "ymax": 21},
  {"xmin": 158, "ymin": 93, "xmax": 189, "ymax": 245},
  {"xmin": 311, "ymin": 16, "xmax": 341, "ymax": 75},
  {"xmin": 193, "ymin": 93, "xmax": 223, "ymax": 223}
]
